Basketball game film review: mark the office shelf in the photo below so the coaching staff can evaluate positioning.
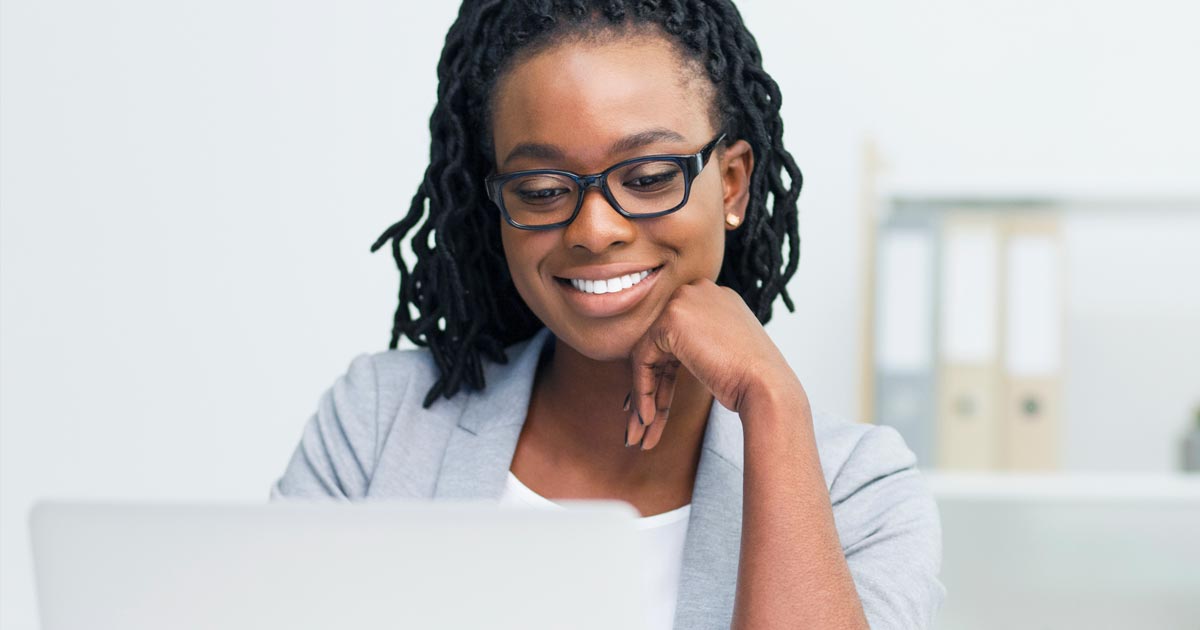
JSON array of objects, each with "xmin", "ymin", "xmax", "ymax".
[{"xmin": 921, "ymin": 470, "xmax": 1200, "ymax": 502}]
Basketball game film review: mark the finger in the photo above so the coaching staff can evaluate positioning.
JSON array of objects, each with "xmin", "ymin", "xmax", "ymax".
[
  {"xmin": 633, "ymin": 360, "xmax": 659, "ymax": 430},
  {"xmin": 641, "ymin": 362, "xmax": 679, "ymax": 451},
  {"xmin": 626, "ymin": 408, "xmax": 646, "ymax": 448},
  {"xmin": 640, "ymin": 411, "xmax": 668, "ymax": 451},
  {"xmin": 631, "ymin": 335, "xmax": 674, "ymax": 429},
  {"xmin": 653, "ymin": 360, "xmax": 680, "ymax": 425}
]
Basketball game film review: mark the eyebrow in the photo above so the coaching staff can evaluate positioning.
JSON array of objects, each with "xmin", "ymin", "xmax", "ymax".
[{"xmin": 501, "ymin": 128, "xmax": 688, "ymax": 169}]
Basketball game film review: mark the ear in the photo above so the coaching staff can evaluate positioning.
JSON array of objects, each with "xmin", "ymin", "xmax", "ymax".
[{"xmin": 719, "ymin": 139, "xmax": 754, "ymax": 230}]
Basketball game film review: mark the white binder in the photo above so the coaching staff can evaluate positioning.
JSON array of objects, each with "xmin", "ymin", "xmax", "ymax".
[
  {"xmin": 999, "ymin": 215, "xmax": 1064, "ymax": 470},
  {"xmin": 936, "ymin": 213, "xmax": 1003, "ymax": 470}
]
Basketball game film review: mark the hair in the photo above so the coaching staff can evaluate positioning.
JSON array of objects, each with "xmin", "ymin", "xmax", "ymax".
[{"xmin": 370, "ymin": 0, "xmax": 803, "ymax": 408}]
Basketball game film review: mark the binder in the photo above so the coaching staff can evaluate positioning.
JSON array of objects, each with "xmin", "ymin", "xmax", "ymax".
[
  {"xmin": 999, "ymin": 215, "xmax": 1064, "ymax": 470},
  {"xmin": 936, "ymin": 214, "xmax": 1002, "ymax": 470},
  {"xmin": 874, "ymin": 214, "xmax": 939, "ymax": 468}
]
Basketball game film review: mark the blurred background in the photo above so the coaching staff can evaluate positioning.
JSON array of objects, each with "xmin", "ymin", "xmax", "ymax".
[{"xmin": 2, "ymin": 1, "xmax": 1198, "ymax": 628}]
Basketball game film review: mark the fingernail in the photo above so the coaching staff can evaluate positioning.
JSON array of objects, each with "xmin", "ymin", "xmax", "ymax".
[
  {"xmin": 622, "ymin": 391, "xmax": 631, "ymax": 411},
  {"xmin": 637, "ymin": 409, "xmax": 645, "ymax": 426},
  {"xmin": 625, "ymin": 425, "xmax": 631, "ymax": 447}
]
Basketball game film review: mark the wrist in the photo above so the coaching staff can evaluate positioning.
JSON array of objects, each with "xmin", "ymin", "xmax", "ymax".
[{"xmin": 738, "ymin": 370, "xmax": 812, "ymax": 438}]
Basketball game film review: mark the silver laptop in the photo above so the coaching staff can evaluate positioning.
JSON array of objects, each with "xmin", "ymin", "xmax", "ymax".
[{"xmin": 30, "ymin": 500, "xmax": 651, "ymax": 630}]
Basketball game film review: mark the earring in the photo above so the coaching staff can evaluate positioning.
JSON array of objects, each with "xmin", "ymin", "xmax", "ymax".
[{"xmin": 725, "ymin": 213, "xmax": 742, "ymax": 228}]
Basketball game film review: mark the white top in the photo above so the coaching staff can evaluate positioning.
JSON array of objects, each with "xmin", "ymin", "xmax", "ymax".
[{"xmin": 499, "ymin": 471, "xmax": 692, "ymax": 630}]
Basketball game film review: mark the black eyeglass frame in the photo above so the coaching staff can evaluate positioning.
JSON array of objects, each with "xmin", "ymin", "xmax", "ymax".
[{"xmin": 484, "ymin": 133, "xmax": 727, "ymax": 231}]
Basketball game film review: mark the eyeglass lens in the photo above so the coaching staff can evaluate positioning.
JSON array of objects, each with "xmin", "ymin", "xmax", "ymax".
[{"xmin": 499, "ymin": 159, "xmax": 685, "ymax": 227}]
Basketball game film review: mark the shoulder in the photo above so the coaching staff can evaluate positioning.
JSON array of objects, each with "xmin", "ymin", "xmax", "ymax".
[
  {"xmin": 362, "ymin": 344, "xmax": 444, "ymax": 413},
  {"xmin": 361, "ymin": 328, "xmax": 551, "ymax": 426},
  {"xmin": 810, "ymin": 409, "xmax": 919, "ymax": 497},
  {"xmin": 269, "ymin": 345, "xmax": 452, "ymax": 501},
  {"xmin": 810, "ymin": 410, "xmax": 946, "ymax": 627},
  {"xmin": 322, "ymin": 344, "xmax": 452, "ymax": 433},
  {"xmin": 347, "ymin": 328, "xmax": 551, "ymax": 454},
  {"xmin": 337, "ymin": 344, "xmax": 470, "ymax": 456},
  {"xmin": 809, "ymin": 407, "xmax": 939, "ymax": 556}
]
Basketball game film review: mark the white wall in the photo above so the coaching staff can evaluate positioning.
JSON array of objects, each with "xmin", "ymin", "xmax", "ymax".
[
  {"xmin": 1060, "ymin": 209, "xmax": 1200, "ymax": 471},
  {"xmin": 3, "ymin": 1, "xmax": 1198, "ymax": 627}
]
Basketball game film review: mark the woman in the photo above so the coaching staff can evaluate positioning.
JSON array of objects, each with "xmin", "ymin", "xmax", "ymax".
[{"xmin": 271, "ymin": 2, "xmax": 945, "ymax": 629}]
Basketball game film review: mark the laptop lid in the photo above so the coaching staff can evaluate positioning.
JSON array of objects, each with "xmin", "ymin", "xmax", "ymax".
[{"xmin": 30, "ymin": 500, "xmax": 652, "ymax": 630}]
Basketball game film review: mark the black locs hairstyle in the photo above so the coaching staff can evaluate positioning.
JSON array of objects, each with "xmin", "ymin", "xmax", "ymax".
[{"xmin": 370, "ymin": 0, "xmax": 803, "ymax": 408}]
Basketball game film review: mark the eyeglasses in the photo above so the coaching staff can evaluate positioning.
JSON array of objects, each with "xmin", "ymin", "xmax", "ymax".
[{"xmin": 485, "ymin": 133, "xmax": 726, "ymax": 231}]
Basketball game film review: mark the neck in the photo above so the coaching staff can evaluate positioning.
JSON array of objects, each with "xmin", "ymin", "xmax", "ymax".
[{"xmin": 524, "ymin": 334, "xmax": 712, "ymax": 497}]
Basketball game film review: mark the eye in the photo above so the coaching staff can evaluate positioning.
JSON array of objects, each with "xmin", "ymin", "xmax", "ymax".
[
  {"xmin": 622, "ymin": 168, "xmax": 680, "ymax": 192},
  {"xmin": 619, "ymin": 159, "xmax": 686, "ymax": 194},
  {"xmin": 628, "ymin": 173, "xmax": 675, "ymax": 188},
  {"xmin": 506, "ymin": 173, "xmax": 576, "ymax": 207},
  {"xmin": 516, "ymin": 186, "xmax": 570, "ymax": 201}
]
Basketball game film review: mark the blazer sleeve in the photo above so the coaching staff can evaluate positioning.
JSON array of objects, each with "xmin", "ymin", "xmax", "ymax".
[
  {"xmin": 829, "ymin": 424, "xmax": 946, "ymax": 630},
  {"xmin": 269, "ymin": 353, "xmax": 379, "ymax": 501}
]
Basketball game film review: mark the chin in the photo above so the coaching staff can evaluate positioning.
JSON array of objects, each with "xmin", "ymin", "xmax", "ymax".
[
  {"xmin": 552, "ymin": 320, "xmax": 649, "ymax": 364},
  {"xmin": 571, "ymin": 340, "xmax": 637, "ymax": 363}
]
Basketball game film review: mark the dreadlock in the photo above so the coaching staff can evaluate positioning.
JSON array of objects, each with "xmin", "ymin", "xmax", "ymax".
[{"xmin": 370, "ymin": 0, "xmax": 803, "ymax": 408}]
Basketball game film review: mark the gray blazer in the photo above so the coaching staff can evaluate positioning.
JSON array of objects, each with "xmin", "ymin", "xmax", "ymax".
[{"xmin": 271, "ymin": 327, "xmax": 945, "ymax": 629}]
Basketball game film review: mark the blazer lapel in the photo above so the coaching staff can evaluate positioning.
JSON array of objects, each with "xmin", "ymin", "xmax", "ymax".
[
  {"xmin": 433, "ymin": 328, "xmax": 552, "ymax": 500},
  {"xmin": 673, "ymin": 401, "xmax": 746, "ymax": 630}
]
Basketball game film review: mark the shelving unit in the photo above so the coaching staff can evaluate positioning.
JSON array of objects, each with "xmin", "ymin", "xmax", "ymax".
[
  {"xmin": 923, "ymin": 471, "xmax": 1200, "ymax": 501},
  {"xmin": 858, "ymin": 141, "xmax": 1200, "ymax": 475}
]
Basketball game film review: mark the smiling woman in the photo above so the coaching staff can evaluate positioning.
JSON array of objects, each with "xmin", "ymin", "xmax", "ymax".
[{"xmin": 272, "ymin": 2, "xmax": 945, "ymax": 629}]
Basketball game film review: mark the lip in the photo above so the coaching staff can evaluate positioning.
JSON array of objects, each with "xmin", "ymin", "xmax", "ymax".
[
  {"xmin": 554, "ymin": 263, "xmax": 662, "ymax": 281},
  {"xmin": 553, "ymin": 264, "xmax": 663, "ymax": 318}
]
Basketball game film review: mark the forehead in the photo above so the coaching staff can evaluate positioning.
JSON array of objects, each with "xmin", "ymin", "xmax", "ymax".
[{"xmin": 490, "ymin": 33, "xmax": 715, "ymax": 170}]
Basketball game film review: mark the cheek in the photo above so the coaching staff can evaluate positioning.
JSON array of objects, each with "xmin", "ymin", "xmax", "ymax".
[
  {"xmin": 640, "ymin": 213, "xmax": 725, "ymax": 286},
  {"xmin": 500, "ymin": 226, "xmax": 528, "ymax": 281},
  {"xmin": 499, "ymin": 223, "xmax": 518, "ymax": 269},
  {"xmin": 675, "ymin": 189, "xmax": 729, "ymax": 280},
  {"xmin": 499, "ymin": 226, "xmax": 550, "ymax": 306},
  {"xmin": 701, "ymin": 219, "xmax": 729, "ymax": 279}
]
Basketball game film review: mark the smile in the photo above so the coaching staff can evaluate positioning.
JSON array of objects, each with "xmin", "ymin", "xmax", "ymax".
[
  {"xmin": 553, "ymin": 265, "xmax": 664, "ymax": 318},
  {"xmin": 567, "ymin": 270, "xmax": 651, "ymax": 295}
]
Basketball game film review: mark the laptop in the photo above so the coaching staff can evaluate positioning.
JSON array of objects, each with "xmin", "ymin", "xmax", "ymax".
[{"xmin": 30, "ymin": 500, "xmax": 652, "ymax": 630}]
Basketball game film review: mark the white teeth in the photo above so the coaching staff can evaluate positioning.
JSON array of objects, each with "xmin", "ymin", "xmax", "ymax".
[{"xmin": 569, "ymin": 269, "xmax": 653, "ymax": 295}]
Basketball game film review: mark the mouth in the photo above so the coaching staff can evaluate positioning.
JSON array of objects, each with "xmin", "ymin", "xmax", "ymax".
[
  {"xmin": 553, "ymin": 265, "xmax": 664, "ymax": 318},
  {"xmin": 558, "ymin": 267, "xmax": 658, "ymax": 295}
]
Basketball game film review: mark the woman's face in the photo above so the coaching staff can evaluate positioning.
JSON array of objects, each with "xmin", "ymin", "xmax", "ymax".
[{"xmin": 490, "ymin": 32, "xmax": 752, "ymax": 362}]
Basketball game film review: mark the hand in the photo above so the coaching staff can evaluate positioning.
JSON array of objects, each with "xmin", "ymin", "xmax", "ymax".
[{"xmin": 625, "ymin": 278, "xmax": 795, "ymax": 450}]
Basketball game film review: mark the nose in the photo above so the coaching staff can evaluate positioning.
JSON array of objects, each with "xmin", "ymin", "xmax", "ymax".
[{"xmin": 562, "ymin": 186, "xmax": 635, "ymax": 254}]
